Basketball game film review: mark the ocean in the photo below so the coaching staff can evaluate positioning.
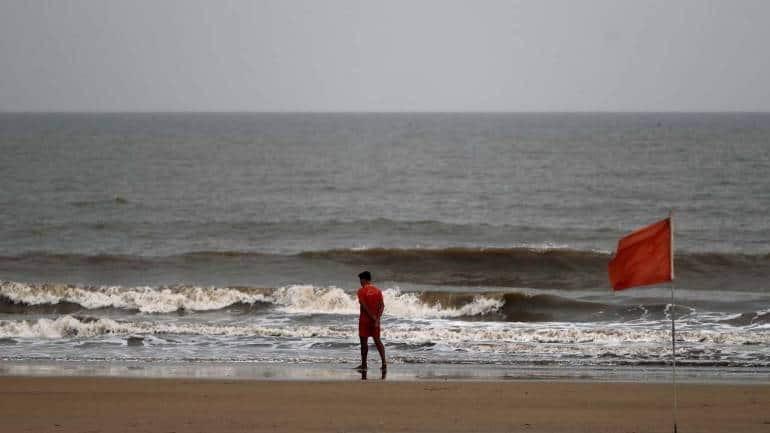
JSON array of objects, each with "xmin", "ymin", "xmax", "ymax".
[{"xmin": 1, "ymin": 113, "xmax": 768, "ymax": 379}]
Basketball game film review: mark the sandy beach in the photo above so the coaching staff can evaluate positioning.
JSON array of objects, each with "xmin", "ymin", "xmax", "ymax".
[{"xmin": 0, "ymin": 376, "xmax": 768, "ymax": 433}]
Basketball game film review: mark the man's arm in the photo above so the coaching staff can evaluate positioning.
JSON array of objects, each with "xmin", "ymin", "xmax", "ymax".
[{"xmin": 360, "ymin": 300, "xmax": 378, "ymax": 322}]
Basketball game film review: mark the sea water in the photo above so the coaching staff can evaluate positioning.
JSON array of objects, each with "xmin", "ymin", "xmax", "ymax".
[{"xmin": 1, "ymin": 113, "xmax": 768, "ymax": 379}]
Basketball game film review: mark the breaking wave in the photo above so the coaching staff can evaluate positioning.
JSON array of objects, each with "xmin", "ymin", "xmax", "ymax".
[
  {"xmin": 2, "ymin": 315, "xmax": 768, "ymax": 347},
  {"xmin": 0, "ymin": 281, "xmax": 273, "ymax": 314},
  {"xmin": 3, "ymin": 280, "xmax": 769, "ymax": 325},
  {"xmin": 0, "ymin": 281, "xmax": 501, "ymax": 319}
]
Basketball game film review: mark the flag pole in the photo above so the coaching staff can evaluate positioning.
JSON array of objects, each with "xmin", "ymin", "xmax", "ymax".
[{"xmin": 669, "ymin": 210, "xmax": 678, "ymax": 433}]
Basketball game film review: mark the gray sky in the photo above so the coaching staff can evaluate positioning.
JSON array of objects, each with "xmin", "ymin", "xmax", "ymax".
[{"xmin": 1, "ymin": 0, "xmax": 769, "ymax": 112}]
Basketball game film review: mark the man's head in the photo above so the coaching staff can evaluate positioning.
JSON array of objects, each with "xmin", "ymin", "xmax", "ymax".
[{"xmin": 358, "ymin": 271, "xmax": 372, "ymax": 286}]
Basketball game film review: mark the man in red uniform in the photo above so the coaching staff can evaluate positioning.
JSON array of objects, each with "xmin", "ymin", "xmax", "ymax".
[{"xmin": 356, "ymin": 271, "xmax": 386, "ymax": 373}]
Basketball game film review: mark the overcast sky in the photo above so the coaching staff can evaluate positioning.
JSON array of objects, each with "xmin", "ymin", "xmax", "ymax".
[{"xmin": 1, "ymin": 0, "xmax": 769, "ymax": 112}]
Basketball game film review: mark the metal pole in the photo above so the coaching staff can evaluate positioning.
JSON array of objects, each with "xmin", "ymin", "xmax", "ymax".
[
  {"xmin": 669, "ymin": 211, "xmax": 677, "ymax": 433},
  {"xmin": 671, "ymin": 283, "xmax": 678, "ymax": 433}
]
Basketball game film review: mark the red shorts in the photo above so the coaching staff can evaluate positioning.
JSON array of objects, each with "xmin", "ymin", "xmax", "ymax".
[{"xmin": 359, "ymin": 319, "xmax": 380, "ymax": 338}]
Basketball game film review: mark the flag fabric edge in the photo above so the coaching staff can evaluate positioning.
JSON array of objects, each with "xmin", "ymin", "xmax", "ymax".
[{"xmin": 608, "ymin": 216, "xmax": 673, "ymax": 291}]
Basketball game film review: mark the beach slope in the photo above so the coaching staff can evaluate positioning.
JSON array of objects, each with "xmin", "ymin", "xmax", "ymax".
[{"xmin": 1, "ymin": 377, "xmax": 768, "ymax": 433}]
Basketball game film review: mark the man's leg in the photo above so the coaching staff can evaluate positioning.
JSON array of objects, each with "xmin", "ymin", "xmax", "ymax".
[
  {"xmin": 373, "ymin": 336, "xmax": 386, "ymax": 369},
  {"xmin": 359, "ymin": 336, "xmax": 368, "ymax": 369}
]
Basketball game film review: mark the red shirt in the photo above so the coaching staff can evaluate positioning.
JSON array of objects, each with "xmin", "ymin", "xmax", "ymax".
[{"xmin": 357, "ymin": 283, "xmax": 384, "ymax": 325}]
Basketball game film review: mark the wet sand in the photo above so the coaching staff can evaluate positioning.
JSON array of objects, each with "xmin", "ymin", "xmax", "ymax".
[{"xmin": 1, "ymin": 376, "xmax": 769, "ymax": 433}]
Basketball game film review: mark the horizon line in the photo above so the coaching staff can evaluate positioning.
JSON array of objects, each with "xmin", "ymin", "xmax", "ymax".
[{"xmin": 1, "ymin": 110, "xmax": 770, "ymax": 115}]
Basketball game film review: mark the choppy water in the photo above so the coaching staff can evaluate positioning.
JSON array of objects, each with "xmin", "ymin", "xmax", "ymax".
[{"xmin": 1, "ymin": 113, "xmax": 769, "ymax": 375}]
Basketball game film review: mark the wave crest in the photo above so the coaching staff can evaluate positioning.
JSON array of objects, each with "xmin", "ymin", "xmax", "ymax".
[
  {"xmin": 4, "ymin": 281, "xmax": 768, "ymax": 325},
  {"xmin": 0, "ymin": 281, "xmax": 502, "ymax": 319},
  {"xmin": 0, "ymin": 281, "xmax": 272, "ymax": 314}
]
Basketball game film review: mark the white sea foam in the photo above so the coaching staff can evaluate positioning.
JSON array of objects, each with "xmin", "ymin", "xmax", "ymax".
[
  {"xmin": 1, "ymin": 281, "xmax": 270, "ymax": 313},
  {"xmin": 2, "ymin": 315, "xmax": 768, "ymax": 347},
  {"xmin": 0, "ymin": 316, "xmax": 133, "ymax": 339},
  {"xmin": 1, "ymin": 281, "xmax": 501, "ymax": 319},
  {"xmin": 270, "ymin": 285, "xmax": 502, "ymax": 318}
]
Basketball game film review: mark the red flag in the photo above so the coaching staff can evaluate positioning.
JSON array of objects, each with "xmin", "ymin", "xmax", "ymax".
[{"xmin": 608, "ymin": 217, "xmax": 673, "ymax": 291}]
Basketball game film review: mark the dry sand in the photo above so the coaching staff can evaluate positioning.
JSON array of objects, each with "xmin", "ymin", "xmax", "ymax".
[{"xmin": 1, "ymin": 376, "xmax": 768, "ymax": 433}]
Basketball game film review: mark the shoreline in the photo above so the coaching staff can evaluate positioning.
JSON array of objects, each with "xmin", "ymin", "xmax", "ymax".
[
  {"xmin": 1, "ymin": 376, "xmax": 768, "ymax": 433},
  {"xmin": 2, "ymin": 360, "xmax": 769, "ymax": 384}
]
